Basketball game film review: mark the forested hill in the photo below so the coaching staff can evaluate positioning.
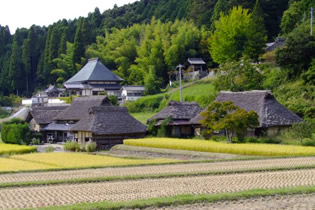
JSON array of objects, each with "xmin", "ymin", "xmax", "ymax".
[{"xmin": 0, "ymin": 0, "xmax": 311, "ymax": 97}]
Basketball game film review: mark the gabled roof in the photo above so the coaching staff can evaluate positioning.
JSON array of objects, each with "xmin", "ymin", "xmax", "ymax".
[
  {"xmin": 149, "ymin": 101, "xmax": 202, "ymax": 122},
  {"xmin": 44, "ymin": 85, "xmax": 60, "ymax": 93},
  {"xmin": 187, "ymin": 58, "xmax": 206, "ymax": 65},
  {"xmin": 30, "ymin": 106, "xmax": 68, "ymax": 125},
  {"xmin": 266, "ymin": 37, "xmax": 286, "ymax": 52},
  {"xmin": 54, "ymin": 96, "xmax": 111, "ymax": 121},
  {"xmin": 71, "ymin": 106, "xmax": 146, "ymax": 135},
  {"xmin": 121, "ymin": 86, "xmax": 145, "ymax": 91},
  {"xmin": 65, "ymin": 58, "xmax": 123, "ymax": 84},
  {"xmin": 190, "ymin": 91, "xmax": 302, "ymax": 127}
]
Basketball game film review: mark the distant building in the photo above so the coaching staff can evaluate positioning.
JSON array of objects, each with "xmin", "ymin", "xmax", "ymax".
[
  {"xmin": 266, "ymin": 37, "xmax": 286, "ymax": 52},
  {"xmin": 148, "ymin": 101, "xmax": 202, "ymax": 137},
  {"xmin": 190, "ymin": 91, "xmax": 303, "ymax": 137},
  {"xmin": 44, "ymin": 85, "xmax": 64, "ymax": 97},
  {"xmin": 64, "ymin": 58, "xmax": 123, "ymax": 96},
  {"xmin": 183, "ymin": 58, "xmax": 207, "ymax": 80},
  {"xmin": 120, "ymin": 86, "xmax": 145, "ymax": 102}
]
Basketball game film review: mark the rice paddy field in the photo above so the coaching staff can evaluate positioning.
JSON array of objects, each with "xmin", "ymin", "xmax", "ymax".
[
  {"xmin": 124, "ymin": 138, "xmax": 315, "ymax": 157},
  {"xmin": 0, "ymin": 152, "xmax": 180, "ymax": 172},
  {"xmin": 0, "ymin": 144, "xmax": 37, "ymax": 155}
]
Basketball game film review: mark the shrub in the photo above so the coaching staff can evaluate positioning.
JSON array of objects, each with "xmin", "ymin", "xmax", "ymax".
[
  {"xmin": 31, "ymin": 138, "xmax": 41, "ymax": 145},
  {"xmin": 79, "ymin": 144, "xmax": 86, "ymax": 152},
  {"xmin": 302, "ymin": 138, "xmax": 315, "ymax": 146},
  {"xmin": 85, "ymin": 141, "xmax": 97, "ymax": 152},
  {"xmin": 108, "ymin": 95, "xmax": 119, "ymax": 106},
  {"xmin": 1, "ymin": 119, "xmax": 31, "ymax": 145},
  {"xmin": 157, "ymin": 117, "xmax": 172, "ymax": 137},
  {"xmin": 45, "ymin": 146, "xmax": 54, "ymax": 153},
  {"xmin": 64, "ymin": 141, "xmax": 80, "ymax": 152},
  {"xmin": 288, "ymin": 121, "xmax": 314, "ymax": 144}
]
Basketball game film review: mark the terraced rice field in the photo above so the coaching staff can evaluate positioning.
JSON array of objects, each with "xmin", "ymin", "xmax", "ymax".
[
  {"xmin": 158, "ymin": 193, "xmax": 315, "ymax": 210},
  {"xmin": 1, "ymin": 157, "xmax": 315, "ymax": 185},
  {"xmin": 1, "ymin": 168, "xmax": 315, "ymax": 208},
  {"xmin": 0, "ymin": 144, "xmax": 36, "ymax": 155},
  {"xmin": 0, "ymin": 153, "xmax": 180, "ymax": 172}
]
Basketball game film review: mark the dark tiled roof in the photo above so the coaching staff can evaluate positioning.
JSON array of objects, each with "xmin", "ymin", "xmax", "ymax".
[
  {"xmin": 266, "ymin": 37, "xmax": 286, "ymax": 52},
  {"xmin": 30, "ymin": 106, "xmax": 68, "ymax": 125},
  {"xmin": 190, "ymin": 91, "xmax": 302, "ymax": 127},
  {"xmin": 71, "ymin": 106, "xmax": 146, "ymax": 135},
  {"xmin": 65, "ymin": 58, "xmax": 123, "ymax": 84},
  {"xmin": 42, "ymin": 122, "xmax": 76, "ymax": 131},
  {"xmin": 54, "ymin": 96, "xmax": 111, "ymax": 121},
  {"xmin": 149, "ymin": 101, "xmax": 202, "ymax": 122},
  {"xmin": 187, "ymin": 58, "xmax": 206, "ymax": 65}
]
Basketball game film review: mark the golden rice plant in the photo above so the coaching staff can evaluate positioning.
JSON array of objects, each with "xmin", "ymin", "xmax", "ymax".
[
  {"xmin": 124, "ymin": 138, "xmax": 315, "ymax": 157},
  {"xmin": 0, "ymin": 144, "xmax": 37, "ymax": 155},
  {"xmin": 0, "ymin": 158, "xmax": 53, "ymax": 172},
  {"xmin": 5, "ymin": 153, "xmax": 180, "ymax": 172}
]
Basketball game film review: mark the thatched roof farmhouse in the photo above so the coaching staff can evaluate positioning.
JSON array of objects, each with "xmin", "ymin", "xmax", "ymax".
[
  {"xmin": 40, "ymin": 96, "xmax": 146, "ymax": 148},
  {"xmin": 191, "ymin": 90, "xmax": 302, "ymax": 136},
  {"xmin": 149, "ymin": 100, "xmax": 202, "ymax": 137}
]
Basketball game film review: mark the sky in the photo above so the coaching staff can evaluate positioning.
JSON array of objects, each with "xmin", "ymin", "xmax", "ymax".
[{"xmin": 0, "ymin": 0, "xmax": 138, "ymax": 33}]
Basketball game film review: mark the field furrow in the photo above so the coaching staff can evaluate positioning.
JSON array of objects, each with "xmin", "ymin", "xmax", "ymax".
[
  {"xmin": 1, "ymin": 157, "xmax": 315, "ymax": 184},
  {"xmin": 1, "ymin": 168, "xmax": 315, "ymax": 208}
]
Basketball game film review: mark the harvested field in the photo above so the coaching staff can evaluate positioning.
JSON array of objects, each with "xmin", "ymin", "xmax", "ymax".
[
  {"xmin": 1, "ymin": 156, "xmax": 315, "ymax": 185},
  {"xmin": 108, "ymin": 145, "xmax": 244, "ymax": 160},
  {"xmin": 156, "ymin": 193, "xmax": 315, "ymax": 210},
  {"xmin": 1, "ymin": 169, "xmax": 315, "ymax": 208}
]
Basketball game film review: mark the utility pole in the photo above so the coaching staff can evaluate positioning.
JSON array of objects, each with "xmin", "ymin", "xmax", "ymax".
[
  {"xmin": 311, "ymin": 7, "xmax": 313, "ymax": 36},
  {"xmin": 176, "ymin": 64, "xmax": 183, "ymax": 102}
]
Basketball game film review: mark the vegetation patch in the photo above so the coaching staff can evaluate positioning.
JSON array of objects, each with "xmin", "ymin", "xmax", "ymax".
[
  {"xmin": 0, "ymin": 144, "xmax": 36, "ymax": 155},
  {"xmin": 41, "ymin": 185, "xmax": 315, "ymax": 210},
  {"xmin": 124, "ymin": 138, "xmax": 315, "ymax": 156},
  {"xmin": 0, "ymin": 153, "xmax": 181, "ymax": 173}
]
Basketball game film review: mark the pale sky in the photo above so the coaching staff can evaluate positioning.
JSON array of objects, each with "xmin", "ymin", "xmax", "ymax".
[{"xmin": 0, "ymin": 0, "xmax": 138, "ymax": 33}]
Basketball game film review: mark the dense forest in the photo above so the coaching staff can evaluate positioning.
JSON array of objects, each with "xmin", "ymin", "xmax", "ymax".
[{"xmin": 0, "ymin": 0, "xmax": 314, "ymax": 117}]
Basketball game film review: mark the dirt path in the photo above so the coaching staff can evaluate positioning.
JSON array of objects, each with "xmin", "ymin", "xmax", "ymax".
[
  {"xmin": 1, "ymin": 157, "xmax": 315, "ymax": 185},
  {"xmin": 1, "ymin": 168, "xmax": 315, "ymax": 208},
  {"xmin": 155, "ymin": 193, "xmax": 315, "ymax": 210}
]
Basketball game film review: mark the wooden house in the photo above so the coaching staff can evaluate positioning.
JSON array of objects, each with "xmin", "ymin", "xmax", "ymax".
[
  {"xmin": 190, "ymin": 91, "xmax": 303, "ymax": 137},
  {"xmin": 71, "ymin": 106, "xmax": 146, "ymax": 149},
  {"xmin": 42, "ymin": 96, "xmax": 111, "ymax": 142},
  {"xmin": 120, "ymin": 86, "xmax": 145, "ymax": 102},
  {"xmin": 148, "ymin": 101, "xmax": 202, "ymax": 137},
  {"xmin": 64, "ymin": 58, "xmax": 123, "ymax": 96},
  {"xmin": 44, "ymin": 85, "xmax": 63, "ymax": 97},
  {"xmin": 183, "ymin": 58, "xmax": 207, "ymax": 80}
]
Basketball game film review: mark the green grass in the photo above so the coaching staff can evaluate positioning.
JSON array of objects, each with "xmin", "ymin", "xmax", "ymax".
[
  {"xmin": 124, "ymin": 138, "xmax": 315, "ymax": 156},
  {"xmin": 41, "ymin": 185, "xmax": 315, "ymax": 210},
  {"xmin": 130, "ymin": 112, "xmax": 157, "ymax": 124},
  {"xmin": 125, "ymin": 81, "xmax": 217, "ymax": 113}
]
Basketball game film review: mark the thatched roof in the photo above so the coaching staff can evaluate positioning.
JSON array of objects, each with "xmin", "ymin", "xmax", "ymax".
[
  {"xmin": 190, "ymin": 90, "xmax": 302, "ymax": 127},
  {"xmin": 149, "ymin": 101, "xmax": 202, "ymax": 123},
  {"xmin": 54, "ymin": 96, "xmax": 111, "ymax": 121},
  {"xmin": 30, "ymin": 106, "xmax": 68, "ymax": 125},
  {"xmin": 71, "ymin": 106, "xmax": 146, "ymax": 135}
]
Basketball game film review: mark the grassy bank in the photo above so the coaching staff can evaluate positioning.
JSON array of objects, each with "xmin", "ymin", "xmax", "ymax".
[
  {"xmin": 124, "ymin": 138, "xmax": 315, "ymax": 156},
  {"xmin": 130, "ymin": 112, "xmax": 156, "ymax": 124}
]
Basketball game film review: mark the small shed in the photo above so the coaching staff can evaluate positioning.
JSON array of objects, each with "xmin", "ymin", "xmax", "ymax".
[
  {"xmin": 148, "ymin": 101, "xmax": 202, "ymax": 137},
  {"xmin": 266, "ymin": 37, "xmax": 286, "ymax": 52},
  {"xmin": 190, "ymin": 90, "xmax": 303, "ymax": 137},
  {"xmin": 120, "ymin": 86, "xmax": 145, "ymax": 102},
  {"xmin": 44, "ymin": 85, "xmax": 63, "ymax": 97},
  {"xmin": 183, "ymin": 58, "xmax": 207, "ymax": 80},
  {"xmin": 71, "ymin": 106, "xmax": 146, "ymax": 149}
]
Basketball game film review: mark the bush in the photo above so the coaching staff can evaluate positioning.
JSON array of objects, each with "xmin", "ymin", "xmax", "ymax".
[
  {"xmin": 45, "ymin": 146, "xmax": 54, "ymax": 153},
  {"xmin": 64, "ymin": 141, "xmax": 80, "ymax": 152},
  {"xmin": 31, "ymin": 138, "xmax": 41, "ymax": 145},
  {"xmin": 85, "ymin": 141, "xmax": 97, "ymax": 152},
  {"xmin": 108, "ymin": 95, "xmax": 118, "ymax": 106},
  {"xmin": 1, "ymin": 119, "xmax": 31, "ymax": 145},
  {"xmin": 157, "ymin": 117, "xmax": 172, "ymax": 137},
  {"xmin": 302, "ymin": 138, "xmax": 315, "ymax": 146}
]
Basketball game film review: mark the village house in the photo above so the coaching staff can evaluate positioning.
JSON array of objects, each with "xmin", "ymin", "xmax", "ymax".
[
  {"xmin": 120, "ymin": 86, "xmax": 145, "ymax": 102},
  {"xmin": 44, "ymin": 85, "xmax": 64, "ymax": 97},
  {"xmin": 190, "ymin": 90, "xmax": 303, "ymax": 137},
  {"xmin": 71, "ymin": 106, "xmax": 146, "ymax": 149},
  {"xmin": 148, "ymin": 101, "xmax": 202, "ymax": 137},
  {"xmin": 265, "ymin": 37, "xmax": 286, "ymax": 52},
  {"xmin": 40, "ymin": 96, "xmax": 146, "ymax": 148},
  {"xmin": 26, "ymin": 106, "xmax": 69, "ymax": 133},
  {"xmin": 64, "ymin": 58, "xmax": 123, "ymax": 96},
  {"xmin": 183, "ymin": 58, "xmax": 207, "ymax": 80}
]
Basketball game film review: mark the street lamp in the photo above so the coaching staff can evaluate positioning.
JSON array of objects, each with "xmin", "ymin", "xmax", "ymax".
[{"xmin": 176, "ymin": 64, "xmax": 183, "ymax": 102}]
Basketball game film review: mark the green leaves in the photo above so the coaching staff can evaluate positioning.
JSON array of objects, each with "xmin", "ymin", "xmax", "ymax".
[{"xmin": 201, "ymin": 101, "xmax": 259, "ymax": 143}]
